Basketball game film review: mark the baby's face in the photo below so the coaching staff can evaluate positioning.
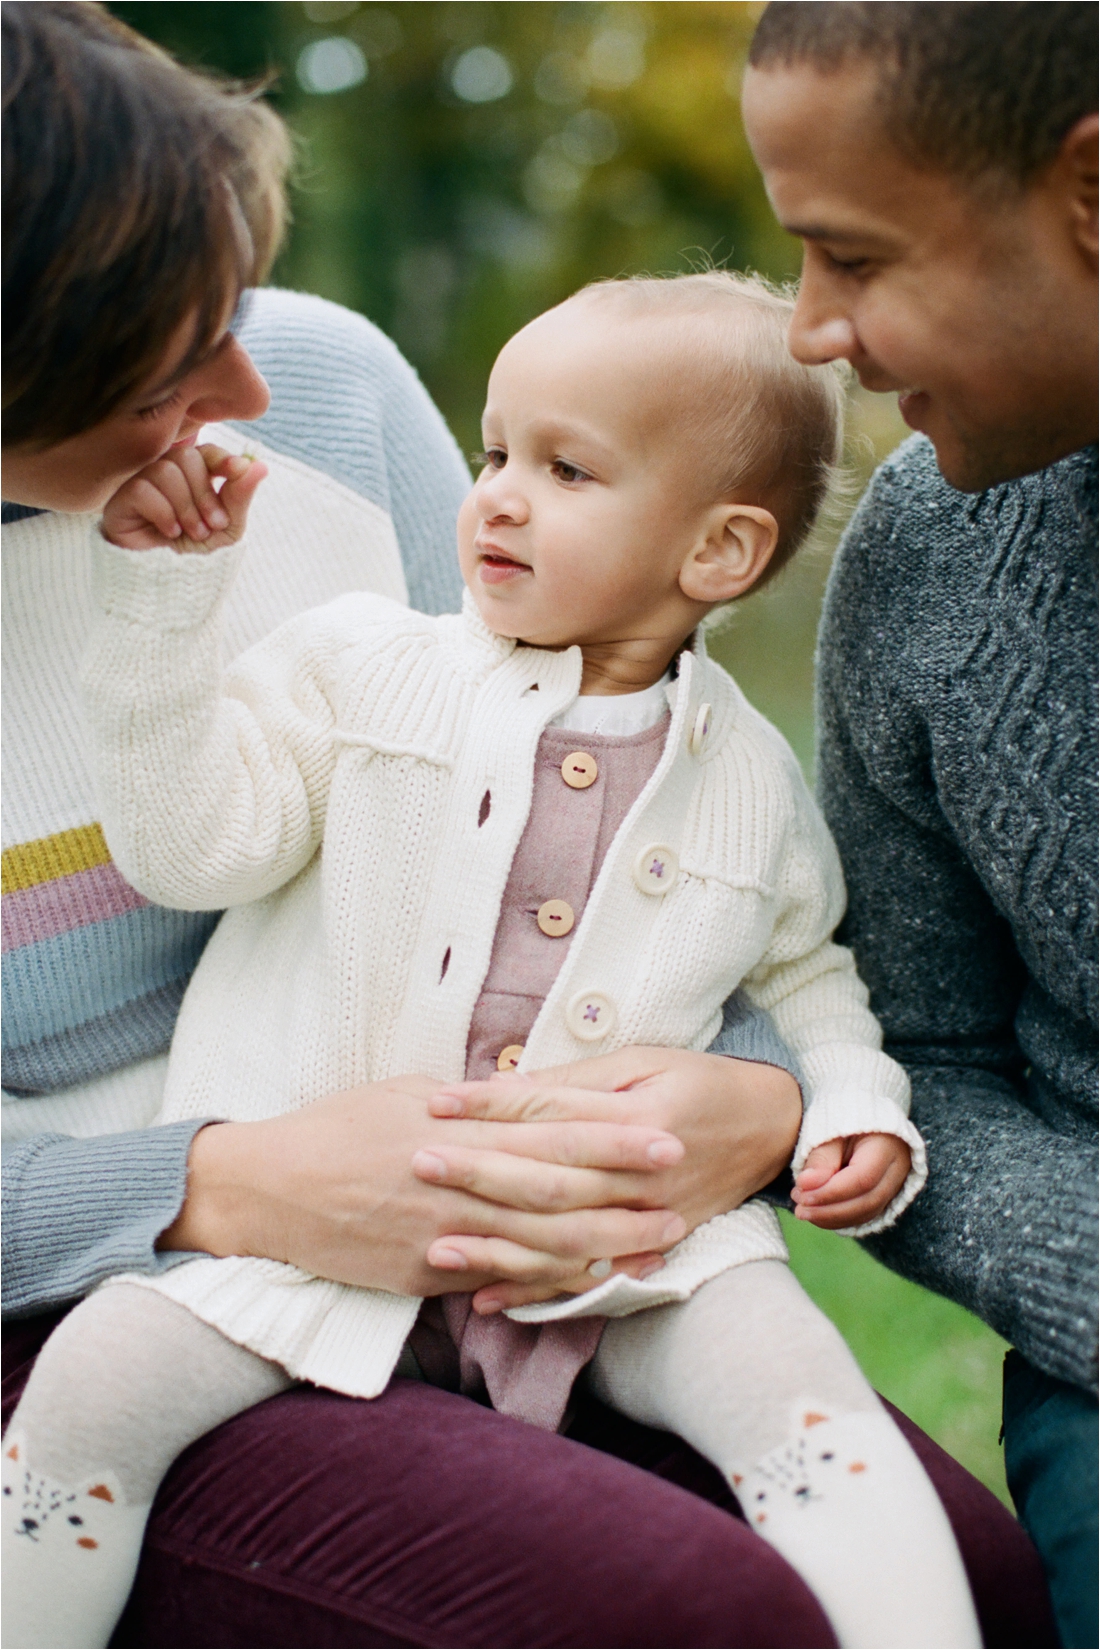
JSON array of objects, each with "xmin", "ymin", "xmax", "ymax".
[{"xmin": 458, "ymin": 303, "xmax": 715, "ymax": 651}]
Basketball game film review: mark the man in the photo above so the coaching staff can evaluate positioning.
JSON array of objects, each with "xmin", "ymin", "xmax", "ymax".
[{"xmin": 742, "ymin": 5, "xmax": 1097, "ymax": 1643}]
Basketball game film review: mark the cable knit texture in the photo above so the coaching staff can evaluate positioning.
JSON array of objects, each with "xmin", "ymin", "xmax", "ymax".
[
  {"xmin": 817, "ymin": 435, "xmax": 1097, "ymax": 1393},
  {"xmin": 83, "ymin": 538, "xmax": 923, "ymax": 1396}
]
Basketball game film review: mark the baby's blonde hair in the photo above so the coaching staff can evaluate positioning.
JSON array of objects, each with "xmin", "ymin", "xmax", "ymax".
[{"xmin": 571, "ymin": 271, "xmax": 846, "ymax": 585}]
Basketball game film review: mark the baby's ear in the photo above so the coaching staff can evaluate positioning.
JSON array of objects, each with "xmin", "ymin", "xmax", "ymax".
[{"xmin": 679, "ymin": 504, "xmax": 778, "ymax": 605}]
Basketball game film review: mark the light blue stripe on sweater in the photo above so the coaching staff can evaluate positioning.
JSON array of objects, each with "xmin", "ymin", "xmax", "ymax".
[
  {"xmin": 233, "ymin": 288, "xmax": 470, "ymax": 617},
  {"xmin": 2, "ymin": 906, "xmax": 217, "ymax": 1048}
]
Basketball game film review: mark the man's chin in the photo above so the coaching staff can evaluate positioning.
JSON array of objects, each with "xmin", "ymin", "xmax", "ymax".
[{"xmin": 917, "ymin": 410, "xmax": 1075, "ymax": 495}]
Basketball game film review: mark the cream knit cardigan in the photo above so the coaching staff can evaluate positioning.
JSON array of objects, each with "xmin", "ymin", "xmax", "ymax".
[{"xmin": 83, "ymin": 538, "xmax": 925, "ymax": 1397}]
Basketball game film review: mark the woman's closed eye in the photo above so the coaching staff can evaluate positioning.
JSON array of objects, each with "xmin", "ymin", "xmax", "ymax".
[{"xmin": 134, "ymin": 387, "xmax": 184, "ymax": 422}]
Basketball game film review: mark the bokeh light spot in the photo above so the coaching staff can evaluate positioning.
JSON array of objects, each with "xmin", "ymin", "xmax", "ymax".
[
  {"xmin": 297, "ymin": 36, "xmax": 368, "ymax": 95},
  {"xmin": 560, "ymin": 109, "xmax": 619, "ymax": 168},
  {"xmin": 586, "ymin": 26, "xmax": 645, "ymax": 90},
  {"xmin": 451, "ymin": 46, "xmax": 513, "ymax": 104}
]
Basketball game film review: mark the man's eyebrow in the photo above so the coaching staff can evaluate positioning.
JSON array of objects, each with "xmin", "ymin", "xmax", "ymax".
[{"xmin": 781, "ymin": 223, "xmax": 874, "ymax": 243}]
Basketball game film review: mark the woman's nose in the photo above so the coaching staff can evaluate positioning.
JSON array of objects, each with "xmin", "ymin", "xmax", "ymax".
[
  {"xmin": 185, "ymin": 336, "xmax": 271, "ymax": 425},
  {"xmin": 787, "ymin": 262, "xmax": 860, "ymax": 367}
]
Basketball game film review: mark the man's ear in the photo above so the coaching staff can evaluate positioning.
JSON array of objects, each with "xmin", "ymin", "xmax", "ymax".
[
  {"xmin": 1060, "ymin": 112, "xmax": 1098, "ymax": 264},
  {"xmin": 679, "ymin": 504, "xmax": 780, "ymax": 605}
]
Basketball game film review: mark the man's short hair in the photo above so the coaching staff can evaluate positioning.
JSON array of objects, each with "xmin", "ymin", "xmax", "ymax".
[{"xmin": 748, "ymin": 2, "xmax": 1097, "ymax": 186}]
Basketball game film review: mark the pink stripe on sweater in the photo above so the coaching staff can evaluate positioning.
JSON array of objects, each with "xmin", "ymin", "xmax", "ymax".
[{"xmin": 1, "ymin": 859, "xmax": 148, "ymax": 952}]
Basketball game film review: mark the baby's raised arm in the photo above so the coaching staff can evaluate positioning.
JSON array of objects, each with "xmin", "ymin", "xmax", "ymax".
[
  {"xmin": 85, "ymin": 449, "xmax": 355, "ymax": 911},
  {"xmin": 101, "ymin": 443, "xmax": 265, "ymax": 552}
]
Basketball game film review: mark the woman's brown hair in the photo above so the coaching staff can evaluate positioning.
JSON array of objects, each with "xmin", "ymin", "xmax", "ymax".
[{"xmin": 2, "ymin": 2, "xmax": 291, "ymax": 449}]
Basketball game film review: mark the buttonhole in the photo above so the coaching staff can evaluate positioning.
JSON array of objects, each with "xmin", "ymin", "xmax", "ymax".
[
  {"xmin": 440, "ymin": 946, "xmax": 451, "ymax": 982},
  {"xmin": 478, "ymin": 790, "xmax": 491, "ymax": 827}
]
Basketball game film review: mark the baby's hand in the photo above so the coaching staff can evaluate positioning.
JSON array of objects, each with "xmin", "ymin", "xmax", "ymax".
[
  {"xmin": 792, "ymin": 1133, "xmax": 911, "ymax": 1230},
  {"xmin": 101, "ymin": 443, "xmax": 266, "ymax": 552}
]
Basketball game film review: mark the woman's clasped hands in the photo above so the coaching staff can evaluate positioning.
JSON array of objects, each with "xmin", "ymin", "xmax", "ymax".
[{"xmin": 160, "ymin": 1048, "xmax": 802, "ymax": 1311}]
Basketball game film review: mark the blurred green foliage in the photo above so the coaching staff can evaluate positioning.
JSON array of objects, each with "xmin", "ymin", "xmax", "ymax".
[{"xmin": 109, "ymin": 2, "xmax": 1010, "ymax": 1505}]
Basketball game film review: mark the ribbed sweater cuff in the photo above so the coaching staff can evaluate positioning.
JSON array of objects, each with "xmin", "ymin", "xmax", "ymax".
[
  {"xmin": 92, "ymin": 539, "xmax": 245, "ymax": 632},
  {"xmin": 1, "ymin": 1119, "xmax": 214, "ymax": 1319},
  {"xmin": 1004, "ymin": 1181, "xmax": 1099, "ymax": 1393},
  {"xmin": 793, "ymin": 1090, "xmax": 928, "ymax": 1237}
]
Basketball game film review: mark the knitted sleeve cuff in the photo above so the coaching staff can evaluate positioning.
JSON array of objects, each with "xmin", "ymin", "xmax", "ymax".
[
  {"xmin": 793, "ymin": 1089, "xmax": 928, "ymax": 1236},
  {"xmin": 92, "ymin": 539, "xmax": 245, "ymax": 633},
  {"xmin": 1, "ymin": 1119, "xmax": 215, "ymax": 1319}
]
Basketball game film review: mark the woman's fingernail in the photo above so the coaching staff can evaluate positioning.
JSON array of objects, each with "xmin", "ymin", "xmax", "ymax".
[
  {"xmin": 412, "ymin": 1150, "xmax": 448, "ymax": 1180},
  {"xmin": 638, "ymin": 1257, "xmax": 666, "ymax": 1279},
  {"xmin": 168, "ymin": 521, "xmax": 182, "ymax": 537},
  {"xmin": 662, "ymin": 1217, "xmax": 687, "ymax": 1245},
  {"xmin": 431, "ymin": 1093, "xmax": 464, "ymax": 1116},
  {"xmin": 210, "ymin": 507, "xmax": 229, "ymax": 529},
  {"xmin": 588, "ymin": 1258, "xmax": 613, "ymax": 1280},
  {"xmin": 647, "ymin": 1137, "xmax": 683, "ymax": 1166},
  {"xmin": 475, "ymin": 1299, "xmax": 504, "ymax": 1315},
  {"xmin": 429, "ymin": 1245, "xmax": 468, "ymax": 1270}
]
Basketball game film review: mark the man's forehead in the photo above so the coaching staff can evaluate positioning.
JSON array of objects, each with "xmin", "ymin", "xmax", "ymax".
[{"xmin": 742, "ymin": 62, "xmax": 941, "ymax": 244}]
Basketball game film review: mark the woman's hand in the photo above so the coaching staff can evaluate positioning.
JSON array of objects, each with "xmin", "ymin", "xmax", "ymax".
[
  {"xmin": 157, "ymin": 1076, "xmax": 688, "ymax": 1298},
  {"xmin": 426, "ymin": 1047, "xmax": 802, "ymax": 1310},
  {"xmin": 100, "ymin": 442, "xmax": 265, "ymax": 552}
]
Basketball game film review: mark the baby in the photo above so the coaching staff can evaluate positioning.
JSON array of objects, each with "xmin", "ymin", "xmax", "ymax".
[{"xmin": 3, "ymin": 273, "xmax": 980, "ymax": 1649}]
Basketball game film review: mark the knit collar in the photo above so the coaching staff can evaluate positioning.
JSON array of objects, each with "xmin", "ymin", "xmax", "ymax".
[{"xmin": 460, "ymin": 586, "xmax": 519, "ymax": 670}]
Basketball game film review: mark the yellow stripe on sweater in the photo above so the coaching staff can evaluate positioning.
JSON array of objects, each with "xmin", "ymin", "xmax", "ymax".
[{"xmin": 1, "ymin": 823, "xmax": 112, "ymax": 894}]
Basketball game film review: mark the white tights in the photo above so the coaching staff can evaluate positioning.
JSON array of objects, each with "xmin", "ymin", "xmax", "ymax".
[
  {"xmin": 592, "ymin": 1261, "xmax": 981, "ymax": 1648},
  {"xmin": 3, "ymin": 1264, "xmax": 981, "ymax": 1650}
]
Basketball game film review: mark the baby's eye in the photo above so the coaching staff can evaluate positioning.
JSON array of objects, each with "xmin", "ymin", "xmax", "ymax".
[
  {"xmin": 551, "ymin": 459, "xmax": 590, "ymax": 485},
  {"xmin": 472, "ymin": 448, "xmax": 506, "ymax": 471}
]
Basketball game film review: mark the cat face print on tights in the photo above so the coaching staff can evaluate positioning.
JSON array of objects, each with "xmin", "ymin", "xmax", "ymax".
[
  {"xmin": 3, "ymin": 1437, "xmax": 121, "ymax": 1551},
  {"xmin": 734, "ymin": 1408, "xmax": 870, "ymax": 1526}
]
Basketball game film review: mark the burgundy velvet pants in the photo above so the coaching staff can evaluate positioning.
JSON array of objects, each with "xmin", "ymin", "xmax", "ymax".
[{"xmin": 3, "ymin": 1310, "xmax": 1054, "ymax": 1649}]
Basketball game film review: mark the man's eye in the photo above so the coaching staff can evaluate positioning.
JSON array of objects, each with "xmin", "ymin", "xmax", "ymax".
[
  {"xmin": 825, "ymin": 253, "xmax": 871, "ymax": 274},
  {"xmin": 472, "ymin": 448, "xmax": 506, "ymax": 470},
  {"xmin": 551, "ymin": 459, "xmax": 589, "ymax": 484}
]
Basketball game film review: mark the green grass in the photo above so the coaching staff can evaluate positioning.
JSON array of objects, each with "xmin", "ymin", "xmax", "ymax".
[{"xmin": 781, "ymin": 1211, "xmax": 1012, "ymax": 1505}]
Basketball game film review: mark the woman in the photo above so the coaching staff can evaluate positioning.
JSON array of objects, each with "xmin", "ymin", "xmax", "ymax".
[{"xmin": 1, "ymin": 6, "xmax": 1051, "ymax": 1645}]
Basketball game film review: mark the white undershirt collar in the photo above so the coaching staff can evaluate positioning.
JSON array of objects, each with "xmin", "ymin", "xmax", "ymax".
[{"xmin": 550, "ymin": 671, "xmax": 672, "ymax": 736}]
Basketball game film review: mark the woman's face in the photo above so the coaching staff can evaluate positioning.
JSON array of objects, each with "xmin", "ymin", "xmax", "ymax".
[{"xmin": 1, "ymin": 310, "xmax": 270, "ymax": 513}]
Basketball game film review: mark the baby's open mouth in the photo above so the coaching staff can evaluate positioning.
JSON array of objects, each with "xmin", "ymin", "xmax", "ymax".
[{"xmin": 477, "ymin": 544, "xmax": 531, "ymax": 583}]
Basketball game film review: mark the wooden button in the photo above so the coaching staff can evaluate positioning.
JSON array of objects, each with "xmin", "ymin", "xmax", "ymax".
[
  {"xmin": 497, "ymin": 1044, "xmax": 524, "ymax": 1071},
  {"xmin": 561, "ymin": 751, "xmax": 598, "ymax": 789},
  {"xmin": 566, "ymin": 989, "xmax": 617, "ymax": 1041},
  {"xmin": 633, "ymin": 843, "xmax": 679, "ymax": 895},
  {"xmin": 689, "ymin": 703, "xmax": 712, "ymax": 757},
  {"xmin": 537, "ymin": 898, "xmax": 575, "ymax": 937}
]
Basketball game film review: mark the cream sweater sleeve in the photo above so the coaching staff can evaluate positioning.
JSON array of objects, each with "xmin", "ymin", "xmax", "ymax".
[
  {"xmin": 740, "ymin": 763, "xmax": 926, "ymax": 1234},
  {"xmin": 82, "ymin": 540, "xmax": 354, "ymax": 912}
]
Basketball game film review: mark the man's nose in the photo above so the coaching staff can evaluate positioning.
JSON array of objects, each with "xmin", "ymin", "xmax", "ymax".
[
  {"xmin": 787, "ymin": 266, "xmax": 860, "ymax": 366},
  {"xmin": 186, "ymin": 336, "xmax": 271, "ymax": 425}
]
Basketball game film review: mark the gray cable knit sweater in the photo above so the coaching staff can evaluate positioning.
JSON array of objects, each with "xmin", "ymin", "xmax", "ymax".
[{"xmin": 817, "ymin": 434, "xmax": 1097, "ymax": 1394}]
